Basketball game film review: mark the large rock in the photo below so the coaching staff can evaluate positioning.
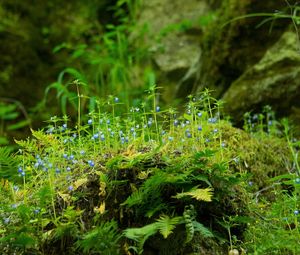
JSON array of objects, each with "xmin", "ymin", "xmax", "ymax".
[
  {"xmin": 182, "ymin": 0, "xmax": 290, "ymax": 99},
  {"xmin": 223, "ymin": 31, "xmax": 300, "ymax": 120},
  {"xmin": 134, "ymin": 0, "xmax": 214, "ymax": 102}
]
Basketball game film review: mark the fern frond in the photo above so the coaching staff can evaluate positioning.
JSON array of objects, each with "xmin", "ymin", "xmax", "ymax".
[
  {"xmin": 156, "ymin": 215, "xmax": 183, "ymax": 239},
  {"xmin": 193, "ymin": 221, "xmax": 214, "ymax": 238},
  {"xmin": 0, "ymin": 146, "xmax": 17, "ymax": 180},
  {"xmin": 174, "ymin": 187, "xmax": 213, "ymax": 202}
]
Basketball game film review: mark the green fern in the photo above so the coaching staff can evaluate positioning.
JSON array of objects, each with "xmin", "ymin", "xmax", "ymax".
[
  {"xmin": 156, "ymin": 215, "xmax": 183, "ymax": 239},
  {"xmin": 76, "ymin": 221, "xmax": 121, "ymax": 255},
  {"xmin": 124, "ymin": 215, "xmax": 184, "ymax": 254},
  {"xmin": 0, "ymin": 146, "xmax": 17, "ymax": 180},
  {"xmin": 174, "ymin": 186, "xmax": 214, "ymax": 202}
]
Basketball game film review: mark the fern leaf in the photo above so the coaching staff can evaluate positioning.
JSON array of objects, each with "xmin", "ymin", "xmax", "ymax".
[
  {"xmin": 174, "ymin": 187, "xmax": 213, "ymax": 202},
  {"xmin": 156, "ymin": 215, "xmax": 183, "ymax": 239},
  {"xmin": 193, "ymin": 221, "xmax": 214, "ymax": 238},
  {"xmin": 0, "ymin": 146, "xmax": 17, "ymax": 180}
]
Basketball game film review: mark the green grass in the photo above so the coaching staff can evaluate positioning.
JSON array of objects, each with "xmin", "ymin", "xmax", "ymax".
[{"xmin": 0, "ymin": 89, "xmax": 299, "ymax": 254}]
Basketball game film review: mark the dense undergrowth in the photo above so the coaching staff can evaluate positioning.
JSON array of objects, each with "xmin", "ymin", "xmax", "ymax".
[{"xmin": 0, "ymin": 88, "xmax": 299, "ymax": 255}]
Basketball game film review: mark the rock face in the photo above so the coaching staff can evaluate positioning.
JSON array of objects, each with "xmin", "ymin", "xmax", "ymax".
[
  {"xmin": 193, "ymin": 0, "xmax": 289, "ymax": 99},
  {"xmin": 135, "ymin": 0, "xmax": 214, "ymax": 102},
  {"xmin": 222, "ymin": 31, "xmax": 300, "ymax": 120}
]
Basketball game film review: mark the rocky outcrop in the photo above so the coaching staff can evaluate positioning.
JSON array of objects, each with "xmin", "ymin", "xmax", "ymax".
[
  {"xmin": 134, "ymin": 0, "xmax": 215, "ymax": 102},
  {"xmin": 223, "ymin": 31, "xmax": 300, "ymax": 120}
]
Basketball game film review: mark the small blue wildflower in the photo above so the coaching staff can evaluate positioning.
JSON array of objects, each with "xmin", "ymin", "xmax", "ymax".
[
  {"xmin": 93, "ymin": 133, "xmax": 99, "ymax": 139},
  {"xmin": 63, "ymin": 139, "xmax": 69, "ymax": 144},
  {"xmin": 248, "ymin": 181, "xmax": 253, "ymax": 186},
  {"xmin": 100, "ymin": 134, "xmax": 105, "ymax": 141},
  {"xmin": 80, "ymin": 150, "xmax": 85, "ymax": 155},
  {"xmin": 13, "ymin": 185, "xmax": 19, "ymax": 192},
  {"xmin": 197, "ymin": 112, "xmax": 202, "ymax": 117},
  {"xmin": 294, "ymin": 210, "xmax": 299, "ymax": 215},
  {"xmin": 11, "ymin": 204, "xmax": 17, "ymax": 209},
  {"xmin": 69, "ymin": 155, "xmax": 75, "ymax": 160},
  {"xmin": 161, "ymin": 130, "xmax": 166, "ymax": 135},
  {"xmin": 174, "ymin": 120, "xmax": 179, "ymax": 127},
  {"xmin": 130, "ymin": 127, "xmax": 135, "ymax": 133},
  {"xmin": 233, "ymin": 157, "xmax": 239, "ymax": 163},
  {"xmin": 186, "ymin": 120, "xmax": 190, "ymax": 125},
  {"xmin": 62, "ymin": 124, "xmax": 67, "ymax": 129},
  {"xmin": 3, "ymin": 217, "xmax": 10, "ymax": 224},
  {"xmin": 120, "ymin": 137, "xmax": 125, "ymax": 144},
  {"xmin": 66, "ymin": 166, "xmax": 71, "ymax": 172},
  {"xmin": 106, "ymin": 119, "xmax": 110, "ymax": 124},
  {"xmin": 268, "ymin": 120, "xmax": 273, "ymax": 126},
  {"xmin": 186, "ymin": 132, "xmax": 192, "ymax": 138},
  {"xmin": 68, "ymin": 185, "xmax": 74, "ymax": 192},
  {"xmin": 63, "ymin": 153, "xmax": 68, "ymax": 159},
  {"xmin": 125, "ymin": 137, "xmax": 129, "ymax": 143},
  {"xmin": 88, "ymin": 160, "xmax": 95, "ymax": 167},
  {"xmin": 18, "ymin": 167, "xmax": 23, "ymax": 173},
  {"xmin": 295, "ymin": 178, "xmax": 300, "ymax": 184},
  {"xmin": 168, "ymin": 136, "xmax": 174, "ymax": 141},
  {"xmin": 72, "ymin": 133, "xmax": 77, "ymax": 139},
  {"xmin": 43, "ymin": 167, "xmax": 48, "ymax": 172},
  {"xmin": 221, "ymin": 142, "xmax": 226, "ymax": 148},
  {"xmin": 198, "ymin": 126, "xmax": 202, "ymax": 131},
  {"xmin": 213, "ymin": 128, "xmax": 218, "ymax": 133},
  {"xmin": 148, "ymin": 121, "xmax": 152, "ymax": 127},
  {"xmin": 110, "ymin": 131, "xmax": 115, "ymax": 137},
  {"xmin": 34, "ymin": 208, "xmax": 40, "ymax": 214},
  {"xmin": 55, "ymin": 168, "xmax": 60, "ymax": 174},
  {"xmin": 208, "ymin": 117, "xmax": 217, "ymax": 124},
  {"xmin": 88, "ymin": 119, "xmax": 93, "ymax": 125},
  {"xmin": 114, "ymin": 97, "xmax": 119, "ymax": 103},
  {"xmin": 187, "ymin": 109, "xmax": 191, "ymax": 115},
  {"xmin": 205, "ymin": 138, "xmax": 210, "ymax": 143},
  {"xmin": 21, "ymin": 171, "xmax": 25, "ymax": 177},
  {"xmin": 156, "ymin": 106, "xmax": 160, "ymax": 112}
]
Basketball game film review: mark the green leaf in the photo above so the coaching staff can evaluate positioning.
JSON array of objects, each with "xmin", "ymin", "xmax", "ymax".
[
  {"xmin": 7, "ymin": 119, "xmax": 31, "ymax": 131},
  {"xmin": 156, "ymin": 215, "xmax": 183, "ymax": 239},
  {"xmin": 193, "ymin": 221, "xmax": 214, "ymax": 238}
]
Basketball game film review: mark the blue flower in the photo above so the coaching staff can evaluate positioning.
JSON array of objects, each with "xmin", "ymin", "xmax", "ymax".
[
  {"xmin": 88, "ymin": 119, "xmax": 93, "ymax": 125},
  {"xmin": 34, "ymin": 208, "xmax": 40, "ymax": 214},
  {"xmin": 68, "ymin": 185, "xmax": 74, "ymax": 192},
  {"xmin": 198, "ymin": 126, "xmax": 202, "ymax": 131},
  {"xmin": 114, "ymin": 97, "xmax": 119, "ymax": 103},
  {"xmin": 295, "ymin": 178, "xmax": 300, "ymax": 184},
  {"xmin": 88, "ymin": 160, "xmax": 95, "ymax": 167},
  {"xmin": 18, "ymin": 167, "xmax": 23, "ymax": 173},
  {"xmin": 93, "ymin": 133, "xmax": 99, "ymax": 139},
  {"xmin": 156, "ymin": 106, "xmax": 160, "ymax": 112},
  {"xmin": 80, "ymin": 150, "xmax": 85, "ymax": 155},
  {"xmin": 294, "ymin": 210, "xmax": 299, "ymax": 215},
  {"xmin": 63, "ymin": 153, "xmax": 68, "ymax": 159},
  {"xmin": 168, "ymin": 136, "xmax": 174, "ymax": 141},
  {"xmin": 66, "ymin": 166, "xmax": 71, "ymax": 172},
  {"xmin": 3, "ymin": 217, "xmax": 10, "ymax": 224},
  {"xmin": 197, "ymin": 112, "xmax": 202, "ymax": 117},
  {"xmin": 208, "ymin": 117, "xmax": 217, "ymax": 124}
]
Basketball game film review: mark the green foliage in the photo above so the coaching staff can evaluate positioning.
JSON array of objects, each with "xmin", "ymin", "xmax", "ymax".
[
  {"xmin": 76, "ymin": 221, "xmax": 121, "ymax": 255},
  {"xmin": 0, "ymin": 146, "xmax": 17, "ymax": 180}
]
